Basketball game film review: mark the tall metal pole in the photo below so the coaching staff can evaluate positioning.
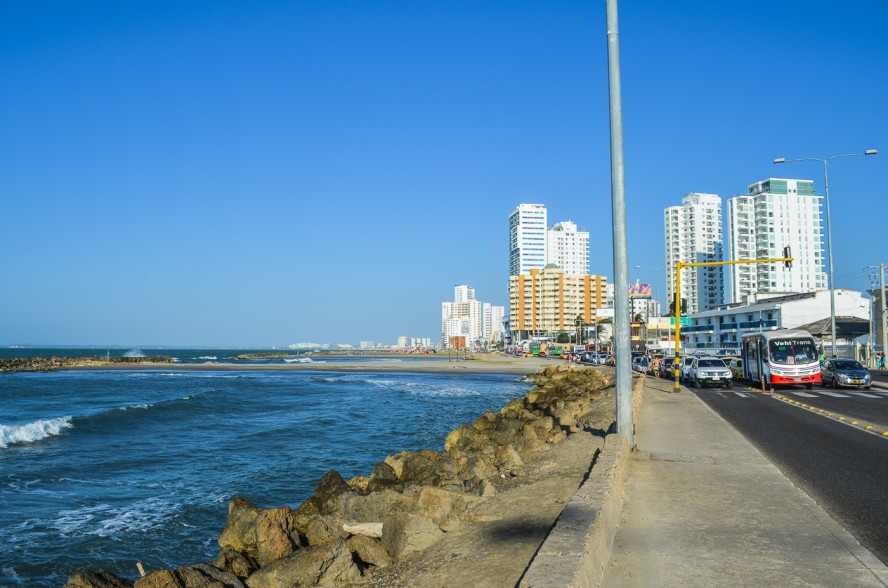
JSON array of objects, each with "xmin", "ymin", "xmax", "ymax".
[
  {"xmin": 673, "ymin": 262, "xmax": 682, "ymax": 392},
  {"xmin": 605, "ymin": 0, "xmax": 632, "ymax": 446},
  {"xmin": 879, "ymin": 263, "xmax": 888, "ymax": 362},
  {"xmin": 822, "ymin": 160, "xmax": 837, "ymax": 357}
]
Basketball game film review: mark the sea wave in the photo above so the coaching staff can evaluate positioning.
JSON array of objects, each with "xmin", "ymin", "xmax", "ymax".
[
  {"xmin": 196, "ymin": 356, "xmax": 218, "ymax": 360},
  {"xmin": 0, "ymin": 417, "xmax": 73, "ymax": 449},
  {"xmin": 123, "ymin": 348, "xmax": 145, "ymax": 358},
  {"xmin": 284, "ymin": 357, "xmax": 313, "ymax": 363}
]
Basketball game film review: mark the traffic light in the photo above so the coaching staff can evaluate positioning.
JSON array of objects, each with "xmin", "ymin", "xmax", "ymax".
[
  {"xmin": 668, "ymin": 297, "xmax": 687, "ymax": 315},
  {"xmin": 783, "ymin": 246, "xmax": 792, "ymax": 269}
]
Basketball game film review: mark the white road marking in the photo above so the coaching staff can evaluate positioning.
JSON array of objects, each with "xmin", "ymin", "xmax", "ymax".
[
  {"xmin": 733, "ymin": 392, "xmax": 751, "ymax": 398},
  {"xmin": 847, "ymin": 392, "xmax": 881, "ymax": 399},
  {"xmin": 818, "ymin": 391, "xmax": 850, "ymax": 397},
  {"xmin": 791, "ymin": 392, "xmax": 819, "ymax": 398}
]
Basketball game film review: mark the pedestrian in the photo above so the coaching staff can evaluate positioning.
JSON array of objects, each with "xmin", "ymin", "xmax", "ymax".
[{"xmin": 880, "ymin": 353, "xmax": 887, "ymax": 370}]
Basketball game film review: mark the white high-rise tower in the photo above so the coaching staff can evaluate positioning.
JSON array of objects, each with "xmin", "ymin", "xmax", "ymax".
[
  {"xmin": 546, "ymin": 221, "xmax": 590, "ymax": 275},
  {"xmin": 726, "ymin": 178, "xmax": 825, "ymax": 302},
  {"xmin": 664, "ymin": 193, "xmax": 724, "ymax": 315},
  {"xmin": 508, "ymin": 203, "xmax": 548, "ymax": 276}
]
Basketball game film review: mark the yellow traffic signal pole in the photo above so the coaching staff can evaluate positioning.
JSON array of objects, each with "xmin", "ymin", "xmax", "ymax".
[{"xmin": 672, "ymin": 255, "xmax": 793, "ymax": 393}]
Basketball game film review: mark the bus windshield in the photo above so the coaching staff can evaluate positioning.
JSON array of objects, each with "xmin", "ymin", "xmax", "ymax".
[{"xmin": 768, "ymin": 338, "xmax": 818, "ymax": 365}]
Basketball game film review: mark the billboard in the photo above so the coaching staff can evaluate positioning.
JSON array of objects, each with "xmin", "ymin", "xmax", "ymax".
[{"xmin": 629, "ymin": 283, "xmax": 652, "ymax": 298}]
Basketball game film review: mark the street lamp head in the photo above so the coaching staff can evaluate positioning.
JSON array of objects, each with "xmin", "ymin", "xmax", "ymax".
[
  {"xmin": 865, "ymin": 149, "xmax": 878, "ymax": 155},
  {"xmin": 773, "ymin": 157, "xmax": 786, "ymax": 164}
]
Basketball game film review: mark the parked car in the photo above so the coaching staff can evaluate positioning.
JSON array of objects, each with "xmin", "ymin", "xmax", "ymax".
[
  {"xmin": 660, "ymin": 357, "xmax": 676, "ymax": 379},
  {"xmin": 821, "ymin": 359, "xmax": 872, "ymax": 389},
  {"xmin": 726, "ymin": 358, "xmax": 743, "ymax": 381},
  {"xmin": 679, "ymin": 356, "xmax": 696, "ymax": 384},
  {"xmin": 586, "ymin": 352, "xmax": 608, "ymax": 365},
  {"xmin": 633, "ymin": 355, "xmax": 653, "ymax": 374},
  {"xmin": 689, "ymin": 356, "xmax": 733, "ymax": 388}
]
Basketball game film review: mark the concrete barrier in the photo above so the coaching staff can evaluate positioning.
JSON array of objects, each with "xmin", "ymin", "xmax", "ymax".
[{"xmin": 519, "ymin": 376, "xmax": 643, "ymax": 587}]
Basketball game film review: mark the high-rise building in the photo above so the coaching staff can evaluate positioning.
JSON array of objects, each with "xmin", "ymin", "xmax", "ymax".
[
  {"xmin": 546, "ymin": 221, "xmax": 590, "ymax": 275},
  {"xmin": 508, "ymin": 203, "xmax": 548, "ymax": 276},
  {"xmin": 664, "ymin": 193, "xmax": 724, "ymax": 315},
  {"xmin": 454, "ymin": 285, "xmax": 475, "ymax": 303},
  {"xmin": 726, "ymin": 178, "xmax": 825, "ymax": 302},
  {"xmin": 508, "ymin": 265, "xmax": 607, "ymax": 340},
  {"xmin": 442, "ymin": 285, "xmax": 502, "ymax": 348}
]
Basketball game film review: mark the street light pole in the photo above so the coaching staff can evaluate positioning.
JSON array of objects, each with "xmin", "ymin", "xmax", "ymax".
[{"xmin": 774, "ymin": 150, "xmax": 877, "ymax": 357}]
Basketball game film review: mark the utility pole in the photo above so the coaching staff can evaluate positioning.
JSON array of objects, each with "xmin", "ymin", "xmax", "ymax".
[
  {"xmin": 882, "ymin": 263, "xmax": 887, "ymax": 362},
  {"xmin": 605, "ymin": 0, "xmax": 632, "ymax": 446},
  {"xmin": 866, "ymin": 263, "xmax": 888, "ymax": 364}
]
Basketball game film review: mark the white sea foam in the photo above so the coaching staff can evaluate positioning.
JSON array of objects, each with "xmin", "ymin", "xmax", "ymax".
[
  {"xmin": 284, "ymin": 357, "xmax": 313, "ymax": 363},
  {"xmin": 1, "ymin": 567, "xmax": 24, "ymax": 584},
  {"xmin": 54, "ymin": 496, "xmax": 179, "ymax": 536},
  {"xmin": 0, "ymin": 417, "xmax": 73, "ymax": 449},
  {"xmin": 123, "ymin": 348, "xmax": 145, "ymax": 358},
  {"xmin": 118, "ymin": 404, "xmax": 151, "ymax": 411},
  {"xmin": 196, "ymin": 356, "xmax": 218, "ymax": 360}
]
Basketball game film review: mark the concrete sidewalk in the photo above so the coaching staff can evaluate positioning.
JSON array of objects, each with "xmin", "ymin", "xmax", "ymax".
[{"xmin": 601, "ymin": 377, "xmax": 888, "ymax": 587}]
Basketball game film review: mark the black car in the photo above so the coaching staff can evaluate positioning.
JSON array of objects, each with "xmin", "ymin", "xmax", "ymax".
[
  {"xmin": 821, "ymin": 359, "xmax": 872, "ymax": 389},
  {"xmin": 660, "ymin": 357, "xmax": 676, "ymax": 379}
]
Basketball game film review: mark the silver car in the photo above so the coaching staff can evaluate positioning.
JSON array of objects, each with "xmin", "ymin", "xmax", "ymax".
[
  {"xmin": 689, "ymin": 356, "xmax": 732, "ymax": 388},
  {"xmin": 821, "ymin": 359, "xmax": 872, "ymax": 389}
]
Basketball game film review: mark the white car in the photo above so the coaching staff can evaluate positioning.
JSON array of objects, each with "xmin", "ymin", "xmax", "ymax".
[
  {"xmin": 689, "ymin": 356, "xmax": 732, "ymax": 388},
  {"xmin": 679, "ymin": 356, "xmax": 696, "ymax": 383}
]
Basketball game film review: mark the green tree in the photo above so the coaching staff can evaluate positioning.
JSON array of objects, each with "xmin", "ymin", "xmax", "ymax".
[{"xmin": 556, "ymin": 331, "xmax": 571, "ymax": 344}]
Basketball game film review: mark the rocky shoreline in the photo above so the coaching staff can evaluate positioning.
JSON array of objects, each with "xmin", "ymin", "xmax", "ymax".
[
  {"xmin": 0, "ymin": 356, "xmax": 174, "ymax": 373},
  {"xmin": 63, "ymin": 365, "xmax": 616, "ymax": 588}
]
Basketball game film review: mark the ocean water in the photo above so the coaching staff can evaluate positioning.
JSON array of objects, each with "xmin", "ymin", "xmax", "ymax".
[{"xmin": 0, "ymin": 355, "xmax": 532, "ymax": 587}]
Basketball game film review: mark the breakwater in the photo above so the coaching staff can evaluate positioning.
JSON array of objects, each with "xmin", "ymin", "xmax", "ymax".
[
  {"xmin": 62, "ymin": 365, "xmax": 615, "ymax": 587},
  {"xmin": 0, "ymin": 356, "xmax": 173, "ymax": 373}
]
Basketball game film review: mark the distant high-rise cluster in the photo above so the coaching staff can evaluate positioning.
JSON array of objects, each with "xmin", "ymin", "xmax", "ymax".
[{"xmin": 441, "ymin": 285, "xmax": 505, "ymax": 349}]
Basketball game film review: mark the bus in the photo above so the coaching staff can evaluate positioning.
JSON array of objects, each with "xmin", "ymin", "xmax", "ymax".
[{"xmin": 740, "ymin": 329, "xmax": 821, "ymax": 389}]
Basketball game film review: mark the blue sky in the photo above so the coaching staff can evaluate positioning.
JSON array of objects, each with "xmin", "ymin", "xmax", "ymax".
[{"xmin": 2, "ymin": 1, "xmax": 885, "ymax": 347}]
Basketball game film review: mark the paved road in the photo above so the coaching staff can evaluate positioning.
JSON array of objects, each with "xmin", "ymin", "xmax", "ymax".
[{"xmin": 693, "ymin": 384, "xmax": 888, "ymax": 565}]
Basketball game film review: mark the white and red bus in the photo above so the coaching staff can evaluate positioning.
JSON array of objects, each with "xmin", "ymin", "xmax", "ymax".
[{"xmin": 741, "ymin": 329, "xmax": 821, "ymax": 389}]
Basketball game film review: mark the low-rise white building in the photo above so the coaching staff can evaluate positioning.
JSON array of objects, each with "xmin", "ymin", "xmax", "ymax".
[{"xmin": 682, "ymin": 289, "xmax": 870, "ymax": 353}]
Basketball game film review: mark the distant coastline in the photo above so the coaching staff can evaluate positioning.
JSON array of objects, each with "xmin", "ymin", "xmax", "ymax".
[
  {"xmin": 72, "ymin": 354, "xmax": 553, "ymax": 376},
  {"xmin": 0, "ymin": 352, "xmax": 555, "ymax": 376}
]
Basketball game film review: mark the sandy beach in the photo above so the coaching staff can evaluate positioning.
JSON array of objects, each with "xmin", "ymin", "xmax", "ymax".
[{"xmin": 67, "ymin": 353, "xmax": 560, "ymax": 376}]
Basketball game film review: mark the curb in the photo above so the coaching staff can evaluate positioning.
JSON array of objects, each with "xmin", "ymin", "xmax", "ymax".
[{"xmin": 519, "ymin": 376, "xmax": 643, "ymax": 587}]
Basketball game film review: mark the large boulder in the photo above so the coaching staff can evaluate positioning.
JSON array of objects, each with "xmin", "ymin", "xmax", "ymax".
[
  {"xmin": 398, "ymin": 449, "xmax": 457, "ymax": 486},
  {"xmin": 64, "ymin": 571, "xmax": 133, "ymax": 588},
  {"xmin": 312, "ymin": 470, "xmax": 352, "ymax": 514},
  {"xmin": 214, "ymin": 546, "xmax": 258, "ymax": 579},
  {"xmin": 381, "ymin": 513, "xmax": 443, "ymax": 560},
  {"xmin": 367, "ymin": 461, "xmax": 399, "ymax": 490},
  {"xmin": 133, "ymin": 565, "xmax": 244, "ymax": 588},
  {"xmin": 415, "ymin": 486, "xmax": 480, "ymax": 526},
  {"xmin": 218, "ymin": 498, "xmax": 301, "ymax": 567},
  {"xmin": 339, "ymin": 488, "xmax": 415, "ymax": 523},
  {"xmin": 244, "ymin": 541, "xmax": 360, "ymax": 588},
  {"xmin": 347, "ymin": 534, "xmax": 393, "ymax": 568}
]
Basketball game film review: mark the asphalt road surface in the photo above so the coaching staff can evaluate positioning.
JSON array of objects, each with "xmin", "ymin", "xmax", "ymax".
[{"xmin": 692, "ymin": 382, "xmax": 888, "ymax": 565}]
